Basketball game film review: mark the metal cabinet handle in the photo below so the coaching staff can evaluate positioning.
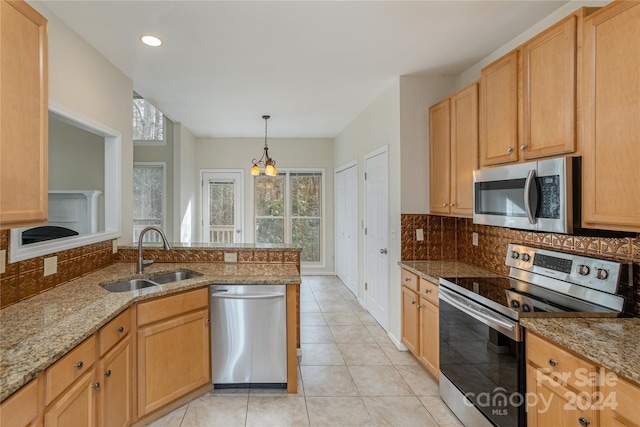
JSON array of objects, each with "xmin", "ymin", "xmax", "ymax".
[
  {"xmin": 520, "ymin": 144, "xmax": 527, "ymax": 150},
  {"xmin": 104, "ymin": 370, "xmax": 111, "ymax": 377},
  {"xmin": 442, "ymin": 202, "xmax": 448, "ymax": 207},
  {"xmin": 411, "ymin": 300, "xmax": 416, "ymax": 305},
  {"xmin": 405, "ymin": 277, "xmax": 410, "ymax": 282},
  {"xmin": 578, "ymin": 417, "xmax": 590, "ymax": 427},
  {"xmin": 450, "ymin": 203, "xmax": 455, "ymax": 207},
  {"xmin": 116, "ymin": 326, "xmax": 124, "ymax": 333},
  {"xmin": 74, "ymin": 361, "xmax": 83, "ymax": 370},
  {"xmin": 205, "ymin": 319, "xmax": 210, "ymax": 324},
  {"xmin": 417, "ymin": 305, "xmax": 422, "ymax": 309},
  {"xmin": 92, "ymin": 383, "xmax": 100, "ymax": 390},
  {"xmin": 424, "ymin": 289, "xmax": 431, "ymax": 293},
  {"xmin": 548, "ymin": 359, "xmax": 558, "ymax": 367},
  {"xmin": 507, "ymin": 147, "xmax": 514, "ymax": 153}
]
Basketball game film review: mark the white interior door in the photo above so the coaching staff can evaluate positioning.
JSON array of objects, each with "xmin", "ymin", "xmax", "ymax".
[
  {"xmin": 201, "ymin": 171, "xmax": 244, "ymax": 243},
  {"xmin": 364, "ymin": 148, "xmax": 389, "ymax": 329},
  {"xmin": 335, "ymin": 162, "xmax": 358, "ymax": 296}
]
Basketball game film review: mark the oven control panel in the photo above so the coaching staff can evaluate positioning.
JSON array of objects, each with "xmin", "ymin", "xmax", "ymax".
[{"xmin": 506, "ymin": 243, "xmax": 623, "ymax": 294}]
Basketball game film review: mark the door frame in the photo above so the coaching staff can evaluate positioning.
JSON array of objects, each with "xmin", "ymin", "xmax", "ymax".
[{"xmin": 200, "ymin": 169, "xmax": 244, "ymax": 243}]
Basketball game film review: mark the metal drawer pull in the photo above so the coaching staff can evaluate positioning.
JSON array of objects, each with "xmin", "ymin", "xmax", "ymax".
[
  {"xmin": 548, "ymin": 359, "xmax": 558, "ymax": 367},
  {"xmin": 405, "ymin": 277, "xmax": 410, "ymax": 282},
  {"xmin": 424, "ymin": 289, "xmax": 431, "ymax": 293},
  {"xmin": 411, "ymin": 300, "xmax": 416, "ymax": 305},
  {"xmin": 74, "ymin": 361, "xmax": 83, "ymax": 370},
  {"xmin": 578, "ymin": 417, "xmax": 590, "ymax": 427},
  {"xmin": 104, "ymin": 370, "xmax": 111, "ymax": 377},
  {"xmin": 92, "ymin": 383, "xmax": 100, "ymax": 390},
  {"xmin": 507, "ymin": 147, "xmax": 513, "ymax": 153},
  {"xmin": 116, "ymin": 326, "xmax": 124, "ymax": 333}
]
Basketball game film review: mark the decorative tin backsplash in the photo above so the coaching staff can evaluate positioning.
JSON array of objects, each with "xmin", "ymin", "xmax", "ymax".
[{"xmin": 401, "ymin": 214, "xmax": 640, "ymax": 317}]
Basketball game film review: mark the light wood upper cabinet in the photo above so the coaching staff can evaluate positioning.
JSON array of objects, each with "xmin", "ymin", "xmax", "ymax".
[
  {"xmin": 0, "ymin": 0, "xmax": 48, "ymax": 230},
  {"xmin": 429, "ymin": 82, "xmax": 478, "ymax": 218},
  {"xmin": 479, "ymin": 50, "xmax": 519, "ymax": 166},
  {"xmin": 581, "ymin": 1, "xmax": 640, "ymax": 233},
  {"xmin": 521, "ymin": 13, "xmax": 578, "ymax": 160}
]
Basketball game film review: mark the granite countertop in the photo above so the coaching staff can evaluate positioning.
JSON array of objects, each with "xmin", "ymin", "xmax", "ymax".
[
  {"xmin": 0, "ymin": 262, "xmax": 301, "ymax": 402},
  {"xmin": 398, "ymin": 260, "xmax": 501, "ymax": 283},
  {"xmin": 521, "ymin": 317, "xmax": 640, "ymax": 386}
]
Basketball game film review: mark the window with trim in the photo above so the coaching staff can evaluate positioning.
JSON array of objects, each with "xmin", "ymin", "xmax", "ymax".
[
  {"xmin": 133, "ymin": 163, "xmax": 165, "ymax": 242},
  {"xmin": 254, "ymin": 170, "xmax": 323, "ymax": 264},
  {"xmin": 133, "ymin": 92, "xmax": 165, "ymax": 145}
]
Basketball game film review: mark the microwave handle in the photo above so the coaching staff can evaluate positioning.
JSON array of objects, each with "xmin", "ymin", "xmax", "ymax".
[{"xmin": 524, "ymin": 169, "xmax": 538, "ymax": 224}]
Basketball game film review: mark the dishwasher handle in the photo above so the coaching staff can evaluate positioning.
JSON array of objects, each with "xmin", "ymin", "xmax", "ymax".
[{"xmin": 211, "ymin": 292, "xmax": 284, "ymax": 300}]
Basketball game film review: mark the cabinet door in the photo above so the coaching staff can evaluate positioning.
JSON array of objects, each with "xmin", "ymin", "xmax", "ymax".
[
  {"xmin": 137, "ymin": 308, "xmax": 210, "ymax": 416},
  {"xmin": 479, "ymin": 50, "xmax": 519, "ymax": 166},
  {"xmin": 97, "ymin": 337, "xmax": 131, "ymax": 427},
  {"xmin": 401, "ymin": 286, "xmax": 419, "ymax": 355},
  {"xmin": 521, "ymin": 14, "xmax": 577, "ymax": 159},
  {"xmin": 0, "ymin": 0, "xmax": 48, "ymax": 229},
  {"xmin": 600, "ymin": 371, "xmax": 640, "ymax": 427},
  {"xmin": 450, "ymin": 82, "xmax": 478, "ymax": 217},
  {"xmin": 44, "ymin": 370, "xmax": 96, "ymax": 427},
  {"xmin": 582, "ymin": 1, "xmax": 640, "ymax": 232},
  {"xmin": 418, "ymin": 297, "xmax": 439, "ymax": 379},
  {"xmin": 429, "ymin": 98, "xmax": 451, "ymax": 215},
  {"xmin": 0, "ymin": 376, "xmax": 41, "ymax": 427}
]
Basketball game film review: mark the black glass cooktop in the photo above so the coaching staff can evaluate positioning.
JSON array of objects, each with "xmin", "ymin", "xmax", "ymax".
[{"xmin": 440, "ymin": 276, "xmax": 513, "ymax": 308}]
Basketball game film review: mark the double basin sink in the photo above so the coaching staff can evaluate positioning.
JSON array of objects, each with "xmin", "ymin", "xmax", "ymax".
[{"xmin": 101, "ymin": 270, "xmax": 203, "ymax": 292}]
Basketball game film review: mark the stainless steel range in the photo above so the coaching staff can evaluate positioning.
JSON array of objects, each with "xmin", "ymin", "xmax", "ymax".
[{"xmin": 438, "ymin": 243, "xmax": 631, "ymax": 427}]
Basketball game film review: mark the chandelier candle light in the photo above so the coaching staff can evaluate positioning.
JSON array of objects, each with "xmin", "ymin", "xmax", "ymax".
[{"xmin": 251, "ymin": 115, "xmax": 277, "ymax": 176}]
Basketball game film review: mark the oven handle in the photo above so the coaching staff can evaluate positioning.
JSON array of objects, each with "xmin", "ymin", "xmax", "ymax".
[
  {"xmin": 439, "ymin": 287, "xmax": 521, "ymax": 341},
  {"xmin": 524, "ymin": 169, "xmax": 538, "ymax": 225}
]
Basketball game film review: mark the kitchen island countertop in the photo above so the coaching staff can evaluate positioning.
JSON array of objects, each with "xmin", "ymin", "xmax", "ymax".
[{"xmin": 0, "ymin": 261, "xmax": 301, "ymax": 402}]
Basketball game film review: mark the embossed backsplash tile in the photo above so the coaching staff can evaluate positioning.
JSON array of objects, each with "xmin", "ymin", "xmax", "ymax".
[{"xmin": 400, "ymin": 214, "xmax": 640, "ymax": 317}]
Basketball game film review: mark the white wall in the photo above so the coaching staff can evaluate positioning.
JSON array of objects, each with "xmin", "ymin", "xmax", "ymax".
[
  {"xmin": 196, "ymin": 137, "xmax": 334, "ymax": 274},
  {"xmin": 334, "ymin": 79, "xmax": 402, "ymax": 339},
  {"xmin": 174, "ymin": 123, "xmax": 198, "ymax": 243},
  {"xmin": 30, "ymin": 1, "xmax": 134, "ymax": 244}
]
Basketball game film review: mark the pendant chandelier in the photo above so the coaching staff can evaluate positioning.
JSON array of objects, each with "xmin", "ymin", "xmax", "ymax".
[{"xmin": 251, "ymin": 115, "xmax": 277, "ymax": 176}]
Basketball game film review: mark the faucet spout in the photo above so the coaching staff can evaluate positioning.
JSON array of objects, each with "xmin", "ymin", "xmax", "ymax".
[{"xmin": 137, "ymin": 226, "xmax": 172, "ymax": 274}]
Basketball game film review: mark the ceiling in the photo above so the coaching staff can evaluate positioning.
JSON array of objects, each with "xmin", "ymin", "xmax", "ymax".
[{"xmin": 39, "ymin": 0, "xmax": 568, "ymax": 138}]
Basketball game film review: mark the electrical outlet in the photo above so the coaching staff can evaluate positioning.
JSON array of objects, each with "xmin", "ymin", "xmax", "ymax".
[
  {"xmin": 0, "ymin": 249, "xmax": 6, "ymax": 274},
  {"xmin": 416, "ymin": 229, "xmax": 424, "ymax": 241},
  {"xmin": 224, "ymin": 252, "xmax": 238, "ymax": 263},
  {"xmin": 472, "ymin": 232, "xmax": 479, "ymax": 246},
  {"xmin": 44, "ymin": 256, "xmax": 58, "ymax": 277},
  {"xmin": 112, "ymin": 240, "xmax": 118, "ymax": 254}
]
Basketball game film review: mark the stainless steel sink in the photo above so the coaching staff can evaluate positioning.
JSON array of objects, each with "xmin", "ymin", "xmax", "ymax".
[
  {"xmin": 147, "ymin": 270, "xmax": 203, "ymax": 284},
  {"xmin": 100, "ymin": 270, "xmax": 203, "ymax": 292},
  {"xmin": 101, "ymin": 279, "xmax": 159, "ymax": 293}
]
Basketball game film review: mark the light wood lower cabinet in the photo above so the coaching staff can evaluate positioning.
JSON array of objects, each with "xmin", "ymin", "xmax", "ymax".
[
  {"xmin": 137, "ymin": 288, "xmax": 210, "ymax": 417},
  {"xmin": 0, "ymin": 376, "xmax": 42, "ymax": 427},
  {"xmin": 600, "ymin": 371, "xmax": 640, "ymax": 427},
  {"xmin": 418, "ymin": 293, "xmax": 439, "ymax": 379},
  {"xmin": 44, "ymin": 370, "xmax": 96, "ymax": 427},
  {"xmin": 97, "ymin": 336, "xmax": 131, "ymax": 427},
  {"xmin": 401, "ymin": 284, "xmax": 420, "ymax": 355}
]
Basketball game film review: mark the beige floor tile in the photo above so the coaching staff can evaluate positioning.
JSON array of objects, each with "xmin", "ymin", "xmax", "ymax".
[
  {"xmin": 246, "ymin": 396, "xmax": 309, "ymax": 427},
  {"xmin": 146, "ymin": 404, "xmax": 187, "ymax": 427},
  {"xmin": 348, "ymin": 365, "xmax": 413, "ymax": 396},
  {"xmin": 300, "ymin": 312, "xmax": 327, "ymax": 326},
  {"xmin": 323, "ymin": 311, "xmax": 363, "ymax": 326},
  {"xmin": 418, "ymin": 396, "xmax": 464, "ymax": 427},
  {"xmin": 362, "ymin": 396, "xmax": 438, "ymax": 427},
  {"xmin": 338, "ymin": 343, "xmax": 392, "ymax": 366},
  {"xmin": 378, "ymin": 342, "xmax": 421, "ymax": 366},
  {"xmin": 300, "ymin": 300, "xmax": 322, "ymax": 312},
  {"xmin": 329, "ymin": 325, "xmax": 376, "ymax": 343},
  {"xmin": 209, "ymin": 387, "xmax": 250, "ymax": 396},
  {"xmin": 365, "ymin": 324, "xmax": 392, "ymax": 344},
  {"xmin": 180, "ymin": 395, "xmax": 248, "ymax": 427},
  {"xmin": 306, "ymin": 397, "xmax": 374, "ymax": 427},
  {"xmin": 318, "ymin": 300, "xmax": 355, "ymax": 313},
  {"xmin": 300, "ymin": 343, "xmax": 345, "ymax": 366},
  {"xmin": 396, "ymin": 365, "xmax": 439, "ymax": 396},
  {"xmin": 300, "ymin": 365, "xmax": 359, "ymax": 397},
  {"xmin": 300, "ymin": 325, "xmax": 335, "ymax": 343}
]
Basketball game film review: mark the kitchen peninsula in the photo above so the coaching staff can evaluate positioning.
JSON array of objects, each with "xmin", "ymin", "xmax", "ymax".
[{"xmin": 0, "ymin": 243, "xmax": 302, "ymax": 426}]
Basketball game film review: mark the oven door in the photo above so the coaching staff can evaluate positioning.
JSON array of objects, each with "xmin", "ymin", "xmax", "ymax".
[{"xmin": 439, "ymin": 286, "xmax": 525, "ymax": 427}]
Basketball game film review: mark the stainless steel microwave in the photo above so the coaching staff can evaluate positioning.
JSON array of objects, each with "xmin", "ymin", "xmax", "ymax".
[{"xmin": 473, "ymin": 157, "xmax": 580, "ymax": 234}]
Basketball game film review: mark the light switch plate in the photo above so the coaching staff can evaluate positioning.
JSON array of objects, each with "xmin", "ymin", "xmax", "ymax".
[
  {"xmin": 0, "ymin": 249, "xmax": 6, "ymax": 274},
  {"xmin": 472, "ymin": 232, "xmax": 479, "ymax": 246},
  {"xmin": 112, "ymin": 240, "xmax": 118, "ymax": 254},
  {"xmin": 44, "ymin": 256, "xmax": 58, "ymax": 277},
  {"xmin": 416, "ymin": 229, "xmax": 424, "ymax": 241},
  {"xmin": 224, "ymin": 252, "xmax": 238, "ymax": 263}
]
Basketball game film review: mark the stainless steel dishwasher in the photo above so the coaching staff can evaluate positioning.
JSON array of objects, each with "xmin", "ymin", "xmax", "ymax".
[{"xmin": 210, "ymin": 284, "xmax": 287, "ymax": 388}]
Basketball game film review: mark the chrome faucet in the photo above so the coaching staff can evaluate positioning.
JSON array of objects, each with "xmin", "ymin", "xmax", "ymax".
[{"xmin": 137, "ymin": 226, "xmax": 172, "ymax": 274}]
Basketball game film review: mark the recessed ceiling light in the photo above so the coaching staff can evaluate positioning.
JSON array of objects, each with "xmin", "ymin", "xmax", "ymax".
[{"xmin": 140, "ymin": 35, "xmax": 162, "ymax": 47}]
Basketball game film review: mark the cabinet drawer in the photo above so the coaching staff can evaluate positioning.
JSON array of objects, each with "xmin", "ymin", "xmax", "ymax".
[
  {"xmin": 401, "ymin": 270, "xmax": 418, "ymax": 292},
  {"xmin": 526, "ymin": 332, "xmax": 595, "ymax": 394},
  {"xmin": 99, "ymin": 308, "xmax": 132, "ymax": 356},
  {"xmin": 137, "ymin": 287, "xmax": 208, "ymax": 326},
  {"xmin": 419, "ymin": 278, "xmax": 438, "ymax": 306},
  {"xmin": 45, "ymin": 335, "xmax": 96, "ymax": 405}
]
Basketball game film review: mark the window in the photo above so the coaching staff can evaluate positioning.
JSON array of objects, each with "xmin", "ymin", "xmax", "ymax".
[
  {"xmin": 133, "ymin": 163, "xmax": 165, "ymax": 242},
  {"xmin": 255, "ymin": 170, "xmax": 323, "ymax": 264},
  {"xmin": 133, "ymin": 93, "xmax": 164, "ymax": 144}
]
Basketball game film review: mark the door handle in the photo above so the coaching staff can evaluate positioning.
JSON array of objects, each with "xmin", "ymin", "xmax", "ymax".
[
  {"xmin": 524, "ymin": 169, "xmax": 538, "ymax": 225},
  {"xmin": 380, "ymin": 248, "xmax": 388, "ymax": 254}
]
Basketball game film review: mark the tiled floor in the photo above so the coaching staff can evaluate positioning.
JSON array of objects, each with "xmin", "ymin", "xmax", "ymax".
[{"xmin": 148, "ymin": 276, "xmax": 463, "ymax": 427}]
